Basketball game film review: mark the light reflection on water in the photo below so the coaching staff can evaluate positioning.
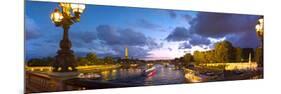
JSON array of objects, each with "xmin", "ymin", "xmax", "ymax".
[{"xmin": 80, "ymin": 64, "xmax": 189, "ymax": 85}]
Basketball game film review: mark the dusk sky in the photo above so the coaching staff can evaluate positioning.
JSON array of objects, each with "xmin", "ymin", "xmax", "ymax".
[{"xmin": 25, "ymin": 1, "xmax": 261, "ymax": 60}]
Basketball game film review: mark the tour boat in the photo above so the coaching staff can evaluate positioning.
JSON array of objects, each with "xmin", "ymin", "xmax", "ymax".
[
  {"xmin": 184, "ymin": 68, "xmax": 220, "ymax": 82},
  {"xmin": 142, "ymin": 66, "xmax": 157, "ymax": 77},
  {"xmin": 78, "ymin": 73, "xmax": 101, "ymax": 80},
  {"xmin": 184, "ymin": 68, "xmax": 203, "ymax": 82}
]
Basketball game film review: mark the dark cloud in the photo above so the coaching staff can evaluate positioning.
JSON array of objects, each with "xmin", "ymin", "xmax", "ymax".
[
  {"xmin": 189, "ymin": 34, "xmax": 211, "ymax": 46},
  {"xmin": 179, "ymin": 42, "xmax": 192, "ymax": 49},
  {"xmin": 118, "ymin": 28, "xmax": 147, "ymax": 46},
  {"xmin": 26, "ymin": 31, "xmax": 41, "ymax": 40},
  {"xmin": 189, "ymin": 12, "xmax": 261, "ymax": 48},
  {"xmin": 34, "ymin": 24, "xmax": 161, "ymax": 59},
  {"xmin": 190, "ymin": 12, "xmax": 260, "ymax": 38},
  {"xmin": 71, "ymin": 31, "xmax": 97, "ymax": 44},
  {"xmin": 135, "ymin": 19, "xmax": 161, "ymax": 29},
  {"xmin": 166, "ymin": 13, "xmax": 260, "ymax": 48},
  {"xmin": 96, "ymin": 25, "xmax": 158, "ymax": 47},
  {"xmin": 41, "ymin": 31, "xmax": 97, "ymax": 49},
  {"xmin": 146, "ymin": 37, "xmax": 162, "ymax": 49},
  {"xmin": 94, "ymin": 25, "xmax": 161, "ymax": 59},
  {"xmin": 69, "ymin": 31, "xmax": 98, "ymax": 48},
  {"xmin": 226, "ymin": 32, "xmax": 260, "ymax": 48},
  {"xmin": 182, "ymin": 14, "xmax": 192, "ymax": 22},
  {"xmin": 168, "ymin": 10, "xmax": 177, "ymax": 18},
  {"xmin": 96, "ymin": 25, "xmax": 146, "ymax": 46},
  {"xmin": 96, "ymin": 25, "xmax": 119, "ymax": 45},
  {"xmin": 165, "ymin": 27, "xmax": 190, "ymax": 41},
  {"xmin": 168, "ymin": 47, "xmax": 173, "ymax": 51},
  {"xmin": 166, "ymin": 26, "xmax": 211, "ymax": 47}
]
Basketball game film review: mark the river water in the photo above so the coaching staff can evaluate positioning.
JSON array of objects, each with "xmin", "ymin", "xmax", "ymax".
[{"xmin": 81, "ymin": 64, "xmax": 189, "ymax": 86}]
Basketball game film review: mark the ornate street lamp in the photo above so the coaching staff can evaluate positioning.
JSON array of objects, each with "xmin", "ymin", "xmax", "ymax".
[
  {"xmin": 255, "ymin": 16, "xmax": 264, "ymax": 47},
  {"xmin": 50, "ymin": 2, "xmax": 86, "ymax": 72},
  {"xmin": 255, "ymin": 16, "xmax": 264, "ymax": 67}
]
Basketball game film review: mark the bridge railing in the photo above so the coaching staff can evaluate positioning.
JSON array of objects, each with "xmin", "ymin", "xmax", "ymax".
[
  {"xmin": 25, "ymin": 66, "xmax": 53, "ymax": 72},
  {"xmin": 25, "ymin": 71, "xmax": 57, "ymax": 93}
]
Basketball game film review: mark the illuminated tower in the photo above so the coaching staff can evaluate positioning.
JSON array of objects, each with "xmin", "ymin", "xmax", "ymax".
[{"xmin": 125, "ymin": 47, "xmax": 129, "ymax": 59}]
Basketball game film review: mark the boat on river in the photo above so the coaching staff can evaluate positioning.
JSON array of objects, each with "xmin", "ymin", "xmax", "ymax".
[
  {"xmin": 78, "ymin": 73, "xmax": 102, "ymax": 80},
  {"xmin": 142, "ymin": 65, "xmax": 156, "ymax": 77},
  {"xmin": 184, "ymin": 68, "xmax": 222, "ymax": 82}
]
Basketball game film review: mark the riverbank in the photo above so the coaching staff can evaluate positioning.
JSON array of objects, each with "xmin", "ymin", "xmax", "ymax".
[
  {"xmin": 77, "ymin": 64, "xmax": 122, "ymax": 73},
  {"xmin": 25, "ymin": 64, "xmax": 122, "ymax": 72}
]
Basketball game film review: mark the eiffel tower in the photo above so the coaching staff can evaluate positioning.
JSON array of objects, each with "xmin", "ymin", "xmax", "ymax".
[{"xmin": 125, "ymin": 47, "xmax": 129, "ymax": 59}]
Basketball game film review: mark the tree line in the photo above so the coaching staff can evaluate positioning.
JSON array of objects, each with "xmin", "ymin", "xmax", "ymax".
[
  {"xmin": 179, "ymin": 40, "xmax": 263, "ymax": 65},
  {"xmin": 26, "ymin": 53, "xmax": 117, "ymax": 66},
  {"xmin": 77, "ymin": 53, "xmax": 116, "ymax": 66}
]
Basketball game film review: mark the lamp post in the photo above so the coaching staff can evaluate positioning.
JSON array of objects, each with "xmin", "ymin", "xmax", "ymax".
[
  {"xmin": 50, "ymin": 2, "xmax": 85, "ymax": 72},
  {"xmin": 255, "ymin": 16, "xmax": 264, "ymax": 67},
  {"xmin": 255, "ymin": 16, "xmax": 264, "ymax": 47}
]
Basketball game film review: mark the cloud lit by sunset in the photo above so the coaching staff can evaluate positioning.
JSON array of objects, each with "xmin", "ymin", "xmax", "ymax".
[{"xmin": 25, "ymin": 1, "xmax": 261, "ymax": 60}]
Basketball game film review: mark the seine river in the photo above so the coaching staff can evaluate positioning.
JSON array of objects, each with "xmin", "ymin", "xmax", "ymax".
[{"xmin": 81, "ymin": 64, "xmax": 189, "ymax": 86}]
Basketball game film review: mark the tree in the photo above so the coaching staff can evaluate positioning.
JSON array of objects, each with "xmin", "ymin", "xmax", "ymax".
[
  {"xmin": 193, "ymin": 51, "xmax": 204, "ymax": 64},
  {"xmin": 214, "ymin": 41, "xmax": 235, "ymax": 63},
  {"xmin": 27, "ymin": 58, "xmax": 41, "ymax": 66},
  {"xmin": 86, "ymin": 53, "xmax": 99, "ymax": 65},
  {"xmin": 193, "ymin": 51, "xmax": 212, "ymax": 63},
  {"xmin": 77, "ymin": 57, "xmax": 89, "ymax": 66},
  {"xmin": 235, "ymin": 48, "xmax": 243, "ymax": 62},
  {"xmin": 26, "ymin": 57, "xmax": 54, "ymax": 66},
  {"xmin": 183, "ymin": 53, "xmax": 193, "ymax": 66},
  {"xmin": 205, "ymin": 50, "xmax": 215, "ymax": 63},
  {"xmin": 104, "ymin": 56, "xmax": 114, "ymax": 64},
  {"xmin": 116, "ymin": 57, "xmax": 122, "ymax": 64}
]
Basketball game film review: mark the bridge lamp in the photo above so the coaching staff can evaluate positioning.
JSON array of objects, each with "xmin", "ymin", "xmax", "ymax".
[
  {"xmin": 71, "ymin": 3, "xmax": 86, "ymax": 14},
  {"xmin": 255, "ymin": 16, "xmax": 264, "ymax": 38},
  {"xmin": 50, "ymin": 2, "xmax": 86, "ymax": 72},
  {"xmin": 50, "ymin": 8, "xmax": 63, "ymax": 25}
]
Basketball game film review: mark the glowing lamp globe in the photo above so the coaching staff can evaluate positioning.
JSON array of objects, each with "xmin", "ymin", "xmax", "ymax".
[
  {"xmin": 71, "ymin": 3, "xmax": 86, "ymax": 14},
  {"xmin": 50, "ymin": 8, "xmax": 63, "ymax": 25},
  {"xmin": 255, "ymin": 17, "xmax": 264, "ymax": 37}
]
